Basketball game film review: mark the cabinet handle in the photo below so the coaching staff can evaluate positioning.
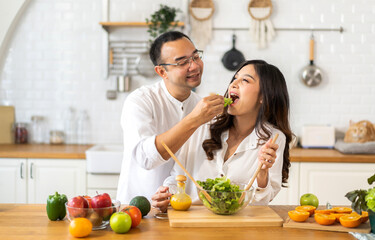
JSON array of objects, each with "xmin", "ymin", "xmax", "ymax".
[
  {"xmin": 20, "ymin": 162, "xmax": 24, "ymax": 179},
  {"xmin": 30, "ymin": 162, "xmax": 34, "ymax": 179}
]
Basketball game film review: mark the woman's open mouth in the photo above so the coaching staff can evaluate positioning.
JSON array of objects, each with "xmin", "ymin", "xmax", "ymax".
[{"xmin": 230, "ymin": 92, "xmax": 239, "ymax": 104}]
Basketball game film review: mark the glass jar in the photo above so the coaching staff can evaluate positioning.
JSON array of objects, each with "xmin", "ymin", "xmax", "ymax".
[
  {"xmin": 170, "ymin": 175, "xmax": 192, "ymax": 211},
  {"xmin": 30, "ymin": 116, "xmax": 45, "ymax": 144},
  {"xmin": 14, "ymin": 122, "xmax": 28, "ymax": 144},
  {"xmin": 49, "ymin": 130, "xmax": 65, "ymax": 145}
]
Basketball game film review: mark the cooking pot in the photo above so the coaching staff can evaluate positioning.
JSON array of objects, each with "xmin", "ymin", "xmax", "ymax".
[{"xmin": 221, "ymin": 34, "xmax": 245, "ymax": 71}]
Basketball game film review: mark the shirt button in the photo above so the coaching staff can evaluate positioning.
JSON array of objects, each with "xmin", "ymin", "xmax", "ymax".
[
  {"xmin": 220, "ymin": 174, "xmax": 224, "ymax": 177},
  {"xmin": 234, "ymin": 153, "xmax": 237, "ymax": 156},
  {"xmin": 181, "ymin": 106, "xmax": 184, "ymax": 110}
]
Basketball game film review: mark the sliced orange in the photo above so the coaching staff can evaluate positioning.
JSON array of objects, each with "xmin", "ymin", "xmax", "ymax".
[
  {"xmin": 315, "ymin": 209, "xmax": 335, "ymax": 215},
  {"xmin": 288, "ymin": 210, "xmax": 310, "ymax": 222},
  {"xmin": 360, "ymin": 211, "xmax": 369, "ymax": 223},
  {"xmin": 339, "ymin": 214, "xmax": 361, "ymax": 228},
  {"xmin": 330, "ymin": 213, "xmax": 348, "ymax": 223},
  {"xmin": 314, "ymin": 213, "xmax": 336, "ymax": 225},
  {"xmin": 332, "ymin": 207, "xmax": 352, "ymax": 214},
  {"xmin": 295, "ymin": 205, "xmax": 316, "ymax": 216}
]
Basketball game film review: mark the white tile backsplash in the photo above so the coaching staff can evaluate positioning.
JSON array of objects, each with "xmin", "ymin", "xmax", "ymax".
[{"xmin": 0, "ymin": 0, "xmax": 374, "ymax": 144}]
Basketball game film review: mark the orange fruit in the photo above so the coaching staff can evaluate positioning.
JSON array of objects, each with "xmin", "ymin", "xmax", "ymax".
[
  {"xmin": 339, "ymin": 214, "xmax": 361, "ymax": 228},
  {"xmin": 314, "ymin": 213, "xmax": 336, "ymax": 225},
  {"xmin": 330, "ymin": 213, "xmax": 348, "ymax": 223},
  {"xmin": 331, "ymin": 207, "xmax": 352, "ymax": 214},
  {"xmin": 295, "ymin": 205, "xmax": 316, "ymax": 216},
  {"xmin": 360, "ymin": 211, "xmax": 369, "ymax": 223},
  {"xmin": 69, "ymin": 218, "xmax": 92, "ymax": 238},
  {"xmin": 288, "ymin": 210, "xmax": 310, "ymax": 222},
  {"xmin": 315, "ymin": 209, "xmax": 335, "ymax": 215}
]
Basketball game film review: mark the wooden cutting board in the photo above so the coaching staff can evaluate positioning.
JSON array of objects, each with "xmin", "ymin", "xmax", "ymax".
[
  {"xmin": 0, "ymin": 106, "xmax": 15, "ymax": 144},
  {"xmin": 168, "ymin": 205, "xmax": 283, "ymax": 228},
  {"xmin": 283, "ymin": 217, "xmax": 371, "ymax": 233}
]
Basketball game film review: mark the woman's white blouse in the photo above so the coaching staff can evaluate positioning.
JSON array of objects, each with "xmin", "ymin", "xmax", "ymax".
[{"xmin": 164, "ymin": 123, "xmax": 286, "ymax": 205}]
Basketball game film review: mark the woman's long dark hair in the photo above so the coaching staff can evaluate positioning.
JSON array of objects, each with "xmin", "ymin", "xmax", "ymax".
[{"xmin": 202, "ymin": 60, "xmax": 292, "ymax": 186}]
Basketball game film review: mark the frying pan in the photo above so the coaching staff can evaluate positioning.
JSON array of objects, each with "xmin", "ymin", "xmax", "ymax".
[
  {"xmin": 300, "ymin": 35, "xmax": 322, "ymax": 87},
  {"xmin": 222, "ymin": 34, "xmax": 245, "ymax": 71}
]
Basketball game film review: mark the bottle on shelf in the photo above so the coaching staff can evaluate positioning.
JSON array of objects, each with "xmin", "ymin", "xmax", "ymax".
[
  {"xmin": 64, "ymin": 107, "xmax": 76, "ymax": 144},
  {"xmin": 76, "ymin": 110, "xmax": 90, "ymax": 145},
  {"xmin": 170, "ymin": 175, "xmax": 192, "ymax": 211}
]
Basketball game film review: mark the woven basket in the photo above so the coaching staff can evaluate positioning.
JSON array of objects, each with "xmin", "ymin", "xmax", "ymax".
[
  {"xmin": 189, "ymin": 0, "xmax": 215, "ymax": 21},
  {"xmin": 248, "ymin": 0, "xmax": 273, "ymax": 20}
]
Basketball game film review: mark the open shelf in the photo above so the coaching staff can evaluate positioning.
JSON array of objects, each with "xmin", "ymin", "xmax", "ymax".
[{"xmin": 99, "ymin": 21, "xmax": 185, "ymax": 31}]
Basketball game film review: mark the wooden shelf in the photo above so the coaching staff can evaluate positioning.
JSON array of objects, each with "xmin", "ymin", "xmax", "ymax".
[{"xmin": 99, "ymin": 21, "xmax": 184, "ymax": 31}]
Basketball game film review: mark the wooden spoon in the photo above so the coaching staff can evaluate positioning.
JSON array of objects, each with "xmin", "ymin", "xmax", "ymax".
[
  {"xmin": 161, "ymin": 141, "xmax": 212, "ymax": 204},
  {"xmin": 239, "ymin": 133, "xmax": 279, "ymax": 204}
]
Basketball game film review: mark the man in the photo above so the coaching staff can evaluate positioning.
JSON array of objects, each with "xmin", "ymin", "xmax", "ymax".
[{"xmin": 116, "ymin": 31, "xmax": 223, "ymax": 204}]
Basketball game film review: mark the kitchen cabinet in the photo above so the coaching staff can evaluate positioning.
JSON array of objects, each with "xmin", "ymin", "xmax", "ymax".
[
  {"xmin": 270, "ymin": 162, "xmax": 375, "ymax": 205},
  {"xmin": 87, "ymin": 173, "xmax": 119, "ymax": 200},
  {"xmin": 0, "ymin": 158, "xmax": 86, "ymax": 204},
  {"xmin": 299, "ymin": 162, "xmax": 374, "ymax": 205}
]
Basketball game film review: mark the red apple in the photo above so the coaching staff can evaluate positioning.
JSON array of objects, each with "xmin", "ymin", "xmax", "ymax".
[
  {"xmin": 83, "ymin": 195, "xmax": 92, "ymax": 208},
  {"xmin": 91, "ymin": 193, "xmax": 112, "ymax": 219},
  {"xmin": 67, "ymin": 196, "xmax": 89, "ymax": 218}
]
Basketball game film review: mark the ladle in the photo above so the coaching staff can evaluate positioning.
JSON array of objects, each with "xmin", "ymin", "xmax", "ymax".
[
  {"xmin": 239, "ymin": 133, "xmax": 279, "ymax": 204},
  {"xmin": 161, "ymin": 141, "xmax": 212, "ymax": 204}
]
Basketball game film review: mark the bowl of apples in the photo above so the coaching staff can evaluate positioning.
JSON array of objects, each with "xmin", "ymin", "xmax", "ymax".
[{"xmin": 65, "ymin": 193, "xmax": 120, "ymax": 230}]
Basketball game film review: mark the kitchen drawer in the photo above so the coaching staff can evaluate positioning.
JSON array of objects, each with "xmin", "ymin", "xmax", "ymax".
[{"xmin": 87, "ymin": 173, "xmax": 119, "ymax": 189}]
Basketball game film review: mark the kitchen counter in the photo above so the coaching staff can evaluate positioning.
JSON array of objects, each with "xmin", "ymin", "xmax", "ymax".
[
  {"xmin": 0, "ymin": 144, "xmax": 92, "ymax": 159},
  {"xmin": 290, "ymin": 148, "xmax": 375, "ymax": 163},
  {"xmin": 0, "ymin": 204, "xmax": 356, "ymax": 240},
  {"xmin": 0, "ymin": 144, "xmax": 374, "ymax": 163}
]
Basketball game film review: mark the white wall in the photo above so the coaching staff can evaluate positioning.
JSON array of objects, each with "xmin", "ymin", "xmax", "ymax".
[{"xmin": 0, "ymin": 0, "xmax": 374, "ymax": 144}]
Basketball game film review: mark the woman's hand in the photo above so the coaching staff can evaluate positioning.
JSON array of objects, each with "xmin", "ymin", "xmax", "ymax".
[
  {"xmin": 257, "ymin": 138, "xmax": 279, "ymax": 188},
  {"xmin": 151, "ymin": 186, "xmax": 172, "ymax": 213},
  {"xmin": 258, "ymin": 138, "xmax": 279, "ymax": 169}
]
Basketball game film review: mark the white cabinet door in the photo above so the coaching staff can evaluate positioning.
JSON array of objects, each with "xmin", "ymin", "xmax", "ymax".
[
  {"xmin": 269, "ymin": 162, "xmax": 300, "ymax": 205},
  {"xmin": 28, "ymin": 159, "xmax": 86, "ymax": 203},
  {"xmin": 0, "ymin": 158, "xmax": 27, "ymax": 203},
  {"xmin": 87, "ymin": 173, "xmax": 119, "ymax": 200},
  {"xmin": 299, "ymin": 162, "xmax": 374, "ymax": 205}
]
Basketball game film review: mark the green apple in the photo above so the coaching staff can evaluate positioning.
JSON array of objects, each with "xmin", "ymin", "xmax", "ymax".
[
  {"xmin": 300, "ymin": 193, "xmax": 319, "ymax": 208},
  {"xmin": 110, "ymin": 212, "xmax": 132, "ymax": 234}
]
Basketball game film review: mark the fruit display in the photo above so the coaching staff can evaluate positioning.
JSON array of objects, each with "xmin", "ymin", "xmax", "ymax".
[
  {"xmin": 288, "ymin": 204, "xmax": 369, "ymax": 228},
  {"xmin": 65, "ymin": 193, "xmax": 120, "ymax": 230},
  {"xmin": 129, "ymin": 196, "xmax": 151, "ymax": 217}
]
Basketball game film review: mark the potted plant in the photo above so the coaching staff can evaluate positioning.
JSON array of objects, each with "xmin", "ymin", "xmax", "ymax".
[
  {"xmin": 146, "ymin": 4, "xmax": 181, "ymax": 43},
  {"xmin": 346, "ymin": 173, "xmax": 375, "ymax": 232}
]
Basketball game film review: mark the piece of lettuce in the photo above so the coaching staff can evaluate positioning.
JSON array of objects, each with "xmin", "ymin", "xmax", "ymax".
[
  {"xmin": 224, "ymin": 98, "xmax": 233, "ymax": 107},
  {"xmin": 365, "ymin": 188, "xmax": 375, "ymax": 212},
  {"xmin": 197, "ymin": 177, "xmax": 243, "ymax": 215}
]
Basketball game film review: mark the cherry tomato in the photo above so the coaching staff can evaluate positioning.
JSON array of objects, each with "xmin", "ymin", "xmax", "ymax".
[{"xmin": 121, "ymin": 206, "xmax": 142, "ymax": 228}]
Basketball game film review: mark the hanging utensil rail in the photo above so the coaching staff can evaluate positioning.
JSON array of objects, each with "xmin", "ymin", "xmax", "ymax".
[{"xmin": 212, "ymin": 26, "xmax": 344, "ymax": 33}]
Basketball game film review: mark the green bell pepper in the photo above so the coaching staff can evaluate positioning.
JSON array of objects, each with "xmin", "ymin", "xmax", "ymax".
[{"xmin": 46, "ymin": 192, "xmax": 67, "ymax": 221}]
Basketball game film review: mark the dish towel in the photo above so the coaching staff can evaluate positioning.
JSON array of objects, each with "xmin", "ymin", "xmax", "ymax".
[{"xmin": 349, "ymin": 232, "xmax": 375, "ymax": 240}]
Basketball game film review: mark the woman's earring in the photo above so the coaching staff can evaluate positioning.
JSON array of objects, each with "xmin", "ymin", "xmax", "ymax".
[{"xmin": 260, "ymin": 100, "xmax": 263, "ymax": 104}]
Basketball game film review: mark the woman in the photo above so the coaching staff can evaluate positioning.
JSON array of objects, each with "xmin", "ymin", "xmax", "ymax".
[{"xmin": 152, "ymin": 60, "xmax": 292, "ymax": 212}]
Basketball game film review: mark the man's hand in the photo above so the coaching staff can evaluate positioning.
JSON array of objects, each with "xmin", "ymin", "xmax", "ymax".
[
  {"xmin": 151, "ymin": 186, "xmax": 172, "ymax": 213},
  {"xmin": 188, "ymin": 95, "xmax": 224, "ymax": 126}
]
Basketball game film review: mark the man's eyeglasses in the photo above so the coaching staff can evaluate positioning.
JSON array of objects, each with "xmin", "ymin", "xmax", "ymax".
[{"xmin": 159, "ymin": 50, "xmax": 203, "ymax": 68}]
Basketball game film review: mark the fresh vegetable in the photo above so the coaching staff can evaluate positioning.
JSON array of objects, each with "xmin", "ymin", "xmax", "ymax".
[
  {"xmin": 129, "ymin": 196, "xmax": 151, "ymax": 217},
  {"xmin": 346, "ymin": 173, "xmax": 375, "ymax": 214},
  {"xmin": 46, "ymin": 192, "xmax": 68, "ymax": 221},
  {"xmin": 224, "ymin": 97, "xmax": 233, "ymax": 107},
  {"xmin": 121, "ymin": 206, "xmax": 142, "ymax": 228},
  {"xmin": 197, "ymin": 177, "xmax": 243, "ymax": 215}
]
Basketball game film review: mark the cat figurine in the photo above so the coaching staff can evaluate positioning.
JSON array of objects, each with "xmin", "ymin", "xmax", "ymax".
[{"xmin": 344, "ymin": 120, "xmax": 375, "ymax": 143}]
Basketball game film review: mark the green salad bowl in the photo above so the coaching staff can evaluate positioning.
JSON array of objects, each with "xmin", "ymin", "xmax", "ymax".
[{"xmin": 197, "ymin": 183, "xmax": 255, "ymax": 215}]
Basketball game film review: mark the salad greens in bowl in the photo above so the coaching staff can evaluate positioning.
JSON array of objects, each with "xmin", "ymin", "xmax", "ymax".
[{"xmin": 197, "ymin": 177, "xmax": 255, "ymax": 215}]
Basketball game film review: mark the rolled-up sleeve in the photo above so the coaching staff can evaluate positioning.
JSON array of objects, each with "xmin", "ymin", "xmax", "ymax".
[{"xmin": 121, "ymin": 92, "xmax": 168, "ymax": 170}]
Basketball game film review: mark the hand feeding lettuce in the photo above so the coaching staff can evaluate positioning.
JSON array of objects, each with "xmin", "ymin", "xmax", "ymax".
[{"xmin": 197, "ymin": 176, "xmax": 244, "ymax": 215}]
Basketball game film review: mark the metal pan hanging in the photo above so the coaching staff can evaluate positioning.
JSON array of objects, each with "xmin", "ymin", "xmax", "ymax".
[
  {"xmin": 221, "ymin": 34, "xmax": 245, "ymax": 71},
  {"xmin": 300, "ymin": 34, "xmax": 323, "ymax": 87}
]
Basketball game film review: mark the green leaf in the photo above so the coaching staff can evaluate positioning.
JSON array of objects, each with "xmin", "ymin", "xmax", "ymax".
[{"xmin": 368, "ymin": 174, "xmax": 375, "ymax": 185}]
